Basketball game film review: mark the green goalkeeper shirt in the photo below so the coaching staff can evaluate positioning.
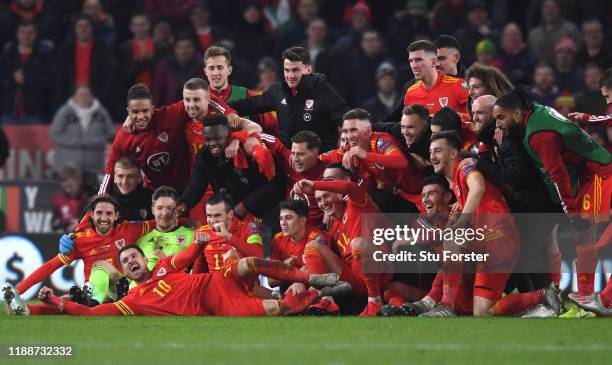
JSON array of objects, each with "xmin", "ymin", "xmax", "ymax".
[{"xmin": 137, "ymin": 225, "xmax": 195, "ymax": 270}]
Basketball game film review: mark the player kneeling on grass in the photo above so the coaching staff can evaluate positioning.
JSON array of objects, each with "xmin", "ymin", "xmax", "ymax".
[
  {"xmin": 11, "ymin": 231, "xmax": 350, "ymax": 316},
  {"xmin": 419, "ymin": 132, "xmax": 562, "ymax": 317}
]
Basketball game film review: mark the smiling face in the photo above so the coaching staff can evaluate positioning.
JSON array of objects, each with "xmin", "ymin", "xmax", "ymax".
[
  {"xmin": 400, "ymin": 113, "xmax": 428, "ymax": 147},
  {"xmin": 421, "ymin": 183, "xmax": 451, "ymax": 216},
  {"xmin": 493, "ymin": 105, "xmax": 522, "ymax": 136},
  {"xmin": 468, "ymin": 77, "xmax": 489, "ymax": 99},
  {"xmin": 205, "ymin": 55, "xmax": 232, "ymax": 91},
  {"xmin": 114, "ymin": 165, "xmax": 140, "ymax": 195},
  {"xmin": 206, "ymin": 201, "xmax": 232, "ymax": 227},
  {"xmin": 314, "ymin": 189, "xmax": 342, "ymax": 216},
  {"xmin": 283, "ymin": 59, "xmax": 311, "ymax": 89},
  {"xmin": 120, "ymin": 248, "xmax": 149, "ymax": 281},
  {"xmin": 279, "ymin": 208, "xmax": 306, "ymax": 238},
  {"xmin": 291, "ymin": 142, "xmax": 318, "ymax": 173},
  {"xmin": 92, "ymin": 202, "xmax": 119, "ymax": 236},
  {"xmin": 204, "ymin": 125, "xmax": 229, "ymax": 157},
  {"xmin": 127, "ymin": 98, "xmax": 154, "ymax": 130},
  {"xmin": 429, "ymin": 138, "xmax": 457, "ymax": 177},
  {"xmin": 152, "ymin": 196, "xmax": 177, "ymax": 232},
  {"xmin": 341, "ymin": 119, "xmax": 371, "ymax": 149},
  {"xmin": 183, "ymin": 87, "xmax": 209, "ymax": 120}
]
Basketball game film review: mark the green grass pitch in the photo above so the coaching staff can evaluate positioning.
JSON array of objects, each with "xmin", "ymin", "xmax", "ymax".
[{"xmin": 1, "ymin": 314, "xmax": 610, "ymax": 365}]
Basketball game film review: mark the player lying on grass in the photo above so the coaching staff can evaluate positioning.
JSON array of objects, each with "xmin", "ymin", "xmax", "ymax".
[
  {"xmin": 6, "ymin": 195, "xmax": 155, "ymax": 315},
  {"xmin": 5, "ymin": 231, "xmax": 350, "ymax": 316},
  {"xmin": 65, "ymin": 186, "xmax": 196, "ymax": 307},
  {"xmin": 418, "ymin": 132, "xmax": 562, "ymax": 317},
  {"xmin": 294, "ymin": 163, "xmax": 393, "ymax": 317}
]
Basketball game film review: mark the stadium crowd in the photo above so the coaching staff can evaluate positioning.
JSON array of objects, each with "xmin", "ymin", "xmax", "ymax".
[{"xmin": 1, "ymin": 0, "xmax": 611, "ymax": 318}]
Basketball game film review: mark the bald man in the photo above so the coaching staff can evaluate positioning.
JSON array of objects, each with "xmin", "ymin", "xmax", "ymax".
[{"xmin": 471, "ymin": 95, "xmax": 498, "ymax": 144}]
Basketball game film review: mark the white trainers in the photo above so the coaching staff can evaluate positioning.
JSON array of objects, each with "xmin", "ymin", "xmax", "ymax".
[
  {"xmin": 520, "ymin": 304, "xmax": 558, "ymax": 318},
  {"xmin": 2, "ymin": 283, "xmax": 29, "ymax": 316}
]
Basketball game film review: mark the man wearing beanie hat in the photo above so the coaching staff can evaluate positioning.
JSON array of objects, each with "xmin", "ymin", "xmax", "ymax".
[
  {"xmin": 475, "ymin": 39, "xmax": 504, "ymax": 71},
  {"xmin": 364, "ymin": 62, "xmax": 400, "ymax": 122}
]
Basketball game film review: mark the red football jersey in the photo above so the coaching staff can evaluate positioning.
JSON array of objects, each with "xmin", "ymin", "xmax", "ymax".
[
  {"xmin": 318, "ymin": 132, "xmax": 406, "ymax": 193},
  {"xmin": 260, "ymin": 133, "xmax": 326, "ymax": 225},
  {"xmin": 58, "ymin": 220, "xmax": 152, "ymax": 280},
  {"xmin": 312, "ymin": 181, "xmax": 381, "ymax": 263},
  {"xmin": 271, "ymin": 227, "xmax": 329, "ymax": 268},
  {"xmin": 404, "ymin": 71, "xmax": 468, "ymax": 116},
  {"xmin": 198, "ymin": 218, "xmax": 264, "ymax": 272},
  {"xmin": 115, "ymin": 255, "xmax": 211, "ymax": 316}
]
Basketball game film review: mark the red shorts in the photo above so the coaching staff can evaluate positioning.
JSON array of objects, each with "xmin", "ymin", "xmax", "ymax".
[
  {"xmin": 578, "ymin": 174, "xmax": 611, "ymax": 223},
  {"xmin": 339, "ymin": 259, "xmax": 393, "ymax": 298},
  {"xmin": 473, "ymin": 272, "xmax": 511, "ymax": 302},
  {"xmin": 200, "ymin": 272, "xmax": 266, "ymax": 316}
]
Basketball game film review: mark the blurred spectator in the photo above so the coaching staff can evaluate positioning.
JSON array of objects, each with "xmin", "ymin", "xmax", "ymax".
[
  {"xmin": 430, "ymin": 0, "xmax": 464, "ymax": 36},
  {"xmin": 344, "ymin": 27, "xmax": 392, "ymax": 106},
  {"xmin": 0, "ymin": 20, "xmax": 53, "ymax": 123},
  {"xmin": 0, "ymin": 0, "xmax": 55, "ymax": 47},
  {"xmin": 530, "ymin": 61, "xmax": 559, "ymax": 107},
  {"xmin": 498, "ymin": 22, "xmax": 538, "ymax": 86},
  {"xmin": 51, "ymin": 164, "xmax": 91, "ymax": 234},
  {"xmin": 334, "ymin": 0, "xmax": 371, "ymax": 51},
  {"xmin": 277, "ymin": 0, "xmax": 319, "ymax": 55},
  {"xmin": 144, "ymin": 0, "xmax": 199, "ymax": 25},
  {"xmin": 55, "ymin": 14, "xmax": 117, "ymax": 116},
  {"xmin": 387, "ymin": 0, "xmax": 431, "ymax": 61},
  {"xmin": 152, "ymin": 20, "xmax": 175, "ymax": 60},
  {"xmin": 363, "ymin": 62, "xmax": 400, "ymax": 123},
  {"xmin": 0, "ymin": 125, "xmax": 8, "ymax": 168},
  {"xmin": 50, "ymin": 85, "xmax": 115, "ymax": 176},
  {"xmin": 453, "ymin": 1, "xmax": 498, "ymax": 67},
  {"xmin": 475, "ymin": 39, "xmax": 504, "ymax": 71},
  {"xmin": 301, "ymin": 18, "xmax": 328, "ymax": 71},
  {"xmin": 574, "ymin": 63, "xmax": 607, "ymax": 116},
  {"xmin": 553, "ymin": 90, "xmax": 575, "ymax": 117},
  {"xmin": 260, "ymin": 0, "xmax": 293, "ymax": 34},
  {"xmin": 553, "ymin": 37, "xmax": 582, "ymax": 94},
  {"xmin": 255, "ymin": 57, "xmax": 280, "ymax": 92},
  {"xmin": 189, "ymin": 1, "xmax": 226, "ymax": 53},
  {"xmin": 527, "ymin": 0, "xmax": 582, "ymax": 65},
  {"xmin": 82, "ymin": 0, "xmax": 116, "ymax": 47},
  {"xmin": 153, "ymin": 35, "xmax": 202, "ymax": 106},
  {"xmin": 434, "ymin": 34, "xmax": 463, "ymax": 77},
  {"xmin": 230, "ymin": 1, "xmax": 275, "ymax": 68},
  {"xmin": 119, "ymin": 13, "xmax": 159, "ymax": 91},
  {"xmin": 576, "ymin": 18, "xmax": 611, "ymax": 70}
]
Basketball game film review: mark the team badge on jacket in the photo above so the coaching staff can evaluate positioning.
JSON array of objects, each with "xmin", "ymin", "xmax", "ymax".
[
  {"xmin": 305, "ymin": 99, "xmax": 314, "ymax": 111},
  {"xmin": 439, "ymin": 97, "xmax": 448, "ymax": 108},
  {"xmin": 157, "ymin": 132, "xmax": 169, "ymax": 143}
]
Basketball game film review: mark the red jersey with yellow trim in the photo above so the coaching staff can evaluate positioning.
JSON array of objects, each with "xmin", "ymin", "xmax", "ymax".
[
  {"xmin": 197, "ymin": 217, "xmax": 264, "ymax": 272},
  {"xmin": 271, "ymin": 227, "xmax": 329, "ymax": 268},
  {"xmin": 404, "ymin": 71, "xmax": 469, "ymax": 116},
  {"xmin": 451, "ymin": 160, "xmax": 519, "ymax": 247},
  {"xmin": 115, "ymin": 255, "xmax": 211, "ymax": 316},
  {"xmin": 58, "ymin": 220, "xmax": 152, "ymax": 280},
  {"xmin": 318, "ymin": 132, "xmax": 405, "ymax": 192}
]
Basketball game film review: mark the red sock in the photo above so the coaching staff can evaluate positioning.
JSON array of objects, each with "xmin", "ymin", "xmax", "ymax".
[
  {"xmin": 440, "ymin": 271, "xmax": 462, "ymax": 308},
  {"xmin": 600, "ymin": 281, "xmax": 612, "ymax": 309},
  {"xmin": 491, "ymin": 289, "xmax": 544, "ymax": 316},
  {"xmin": 303, "ymin": 246, "xmax": 328, "ymax": 274},
  {"xmin": 27, "ymin": 303, "xmax": 61, "ymax": 315},
  {"xmin": 282, "ymin": 289, "xmax": 319, "ymax": 314},
  {"xmin": 247, "ymin": 257, "xmax": 310, "ymax": 284},
  {"xmin": 383, "ymin": 288, "xmax": 406, "ymax": 307},
  {"xmin": 575, "ymin": 242, "xmax": 598, "ymax": 295},
  {"xmin": 547, "ymin": 252, "xmax": 561, "ymax": 285},
  {"xmin": 427, "ymin": 272, "xmax": 443, "ymax": 302},
  {"xmin": 353, "ymin": 248, "xmax": 381, "ymax": 298}
]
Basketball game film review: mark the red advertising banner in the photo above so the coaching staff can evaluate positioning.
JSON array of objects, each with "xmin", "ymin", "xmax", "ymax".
[{"xmin": 0, "ymin": 125, "xmax": 54, "ymax": 181}]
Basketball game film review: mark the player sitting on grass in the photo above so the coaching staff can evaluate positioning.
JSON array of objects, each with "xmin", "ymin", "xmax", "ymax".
[
  {"xmin": 379, "ymin": 175, "xmax": 453, "ymax": 316},
  {"xmin": 3, "ymin": 195, "xmax": 155, "ymax": 315},
  {"xmin": 191, "ymin": 193, "xmax": 264, "ymax": 273},
  {"xmin": 269, "ymin": 200, "xmax": 335, "ymax": 314},
  {"xmin": 7, "ymin": 231, "xmax": 351, "ymax": 316},
  {"xmin": 294, "ymin": 164, "xmax": 393, "ymax": 317}
]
